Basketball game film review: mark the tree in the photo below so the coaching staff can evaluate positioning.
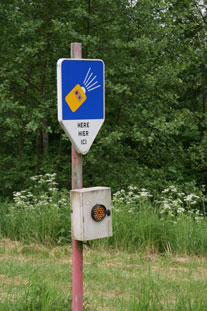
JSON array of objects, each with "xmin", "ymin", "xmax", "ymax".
[{"xmin": 0, "ymin": 0, "xmax": 207, "ymax": 197}]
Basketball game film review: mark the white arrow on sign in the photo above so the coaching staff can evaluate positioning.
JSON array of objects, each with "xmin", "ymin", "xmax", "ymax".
[{"xmin": 57, "ymin": 59, "xmax": 105, "ymax": 155}]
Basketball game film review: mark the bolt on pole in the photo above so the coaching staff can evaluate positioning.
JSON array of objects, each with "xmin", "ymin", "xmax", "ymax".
[{"xmin": 71, "ymin": 42, "xmax": 83, "ymax": 311}]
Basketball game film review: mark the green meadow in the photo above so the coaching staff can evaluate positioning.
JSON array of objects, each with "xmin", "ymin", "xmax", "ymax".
[{"xmin": 1, "ymin": 240, "xmax": 207, "ymax": 311}]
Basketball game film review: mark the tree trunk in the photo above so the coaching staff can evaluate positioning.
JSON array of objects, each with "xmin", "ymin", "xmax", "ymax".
[
  {"xmin": 42, "ymin": 128, "xmax": 49, "ymax": 155},
  {"xmin": 18, "ymin": 129, "xmax": 24, "ymax": 185},
  {"xmin": 36, "ymin": 131, "xmax": 42, "ymax": 171}
]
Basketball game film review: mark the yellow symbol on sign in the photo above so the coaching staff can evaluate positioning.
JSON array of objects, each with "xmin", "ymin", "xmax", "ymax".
[
  {"xmin": 65, "ymin": 84, "xmax": 86, "ymax": 113},
  {"xmin": 65, "ymin": 67, "xmax": 101, "ymax": 113}
]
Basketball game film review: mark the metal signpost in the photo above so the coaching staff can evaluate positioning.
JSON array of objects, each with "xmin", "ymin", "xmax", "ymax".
[{"xmin": 57, "ymin": 43, "xmax": 111, "ymax": 311}]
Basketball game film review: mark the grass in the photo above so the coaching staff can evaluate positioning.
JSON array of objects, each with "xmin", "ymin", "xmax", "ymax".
[
  {"xmin": 1, "ymin": 175, "xmax": 207, "ymax": 309},
  {"xmin": 92, "ymin": 205, "xmax": 207, "ymax": 256},
  {"xmin": 1, "ymin": 174, "xmax": 207, "ymax": 256},
  {"xmin": 0, "ymin": 198, "xmax": 70, "ymax": 245},
  {"xmin": 2, "ymin": 199, "xmax": 207, "ymax": 255},
  {"xmin": 1, "ymin": 239, "xmax": 207, "ymax": 310}
]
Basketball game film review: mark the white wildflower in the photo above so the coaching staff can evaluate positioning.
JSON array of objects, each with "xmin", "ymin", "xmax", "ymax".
[
  {"xmin": 169, "ymin": 186, "xmax": 177, "ymax": 192},
  {"xmin": 163, "ymin": 203, "xmax": 171, "ymax": 209},
  {"xmin": 162, "ymin": 188, "xmax": 170, "ymax": 193},
  {"xmin": 20, "ymin": 195, "xmax": 27, "ymax": 199},
  {"xmin": 177, "ymin": 207, "xmax": 185, "ymax": 213},
  {"xmin": 184, "ymin": 194, "xmax": 199, "ymax": 202},
  {"xmin": 128, "ymin": 185, "xmax": 137, "ymax": 191},
  {"xmin": 49, "ymin": 188, "xmax": 59, "ymax": 191},
  {"xmin": 139, "ymin": 190, "xmax": 152, "ymax": 197},
  {"xmin": 139, "ymin": 192, "xmax": 149, "ymax": 197},
  {"xmin": 26, "ymin": 194, "xmax": 33, "ymax": 198}
]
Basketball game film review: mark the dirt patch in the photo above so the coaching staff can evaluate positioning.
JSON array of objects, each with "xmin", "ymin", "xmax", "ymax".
[
  {"xmin": 173, "ymin": 256, "xmax": 190, "ymax": 264},
  {"xmin": 0, "ymin": 274, "xmax": 28, "ymax": 286},
  {"xmin": 0, "ymin": 238, "xmax": 19, "ymax": 249}
]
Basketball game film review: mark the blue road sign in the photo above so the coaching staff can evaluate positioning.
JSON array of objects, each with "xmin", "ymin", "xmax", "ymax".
[
  {"xmin": 60, "ymin": 59, "xmax": 104, "ymax": 120},
  {"xmin": 57, "ymin": 58, "xmax": 105, "ymax": 154}
]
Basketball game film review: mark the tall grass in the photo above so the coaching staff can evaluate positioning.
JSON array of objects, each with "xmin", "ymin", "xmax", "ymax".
[
  {"xmin": 1, "ymin": 176, "xmax": 207, "ymax": 255},
  {"xmin": 93, "ymin": 186, "xmax": 207, "ymax": 255},
  {"xmin": 109, "ymin": 206, "xmax": 207, "ymax": 255},
  {"xmin": 0, "ymin": 174, "xmax": 70, "ymax": 244},
  {"xmin": 0, "ymin": 202, "xmax": 70, "ymax": 244}
]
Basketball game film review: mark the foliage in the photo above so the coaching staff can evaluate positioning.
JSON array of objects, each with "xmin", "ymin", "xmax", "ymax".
[
  {"xmin": 113, "ymin": 183, "xmax": 207, "ymax": 221},
  {"xmin": 156, "ymin": 184, "xmax": 207, "ymax": 221},
  {"xmin": 0, "ymin": 0, "xmax": 207, "ymax": 197}
]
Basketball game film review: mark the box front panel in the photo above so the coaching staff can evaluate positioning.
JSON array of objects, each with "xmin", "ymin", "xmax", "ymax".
[{"xmin": 82, "ymin": 188, "xmax": 112, "ymax": 241}]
